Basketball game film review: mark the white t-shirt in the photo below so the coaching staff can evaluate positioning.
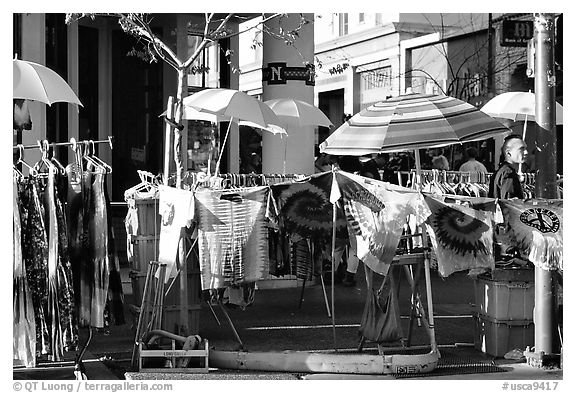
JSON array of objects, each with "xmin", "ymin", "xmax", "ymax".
[{"xmin": 459, "ymin": 159, "xmax": 488, "ymax": 173}]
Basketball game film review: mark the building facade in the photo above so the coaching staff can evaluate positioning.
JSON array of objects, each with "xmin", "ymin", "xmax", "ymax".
[{"xmin": 13, "ymin": 13, "xmax": 563, "ymax": 202}]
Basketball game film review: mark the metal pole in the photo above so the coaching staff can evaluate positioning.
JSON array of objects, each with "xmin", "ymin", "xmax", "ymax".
[
  {"xmin": 532, "ymin": 13, "xmax": 559, "ymax": 360},
  {"xmin": 163, "ymin": 96, "xmax": 175, "ymax": 185},
  {"xmin": 487, "ymin": 13, "xmax": 494, "ymax": 97}
]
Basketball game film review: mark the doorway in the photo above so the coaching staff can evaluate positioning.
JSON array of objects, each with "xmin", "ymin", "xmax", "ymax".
[
  {"xmin": 317, "ymin": 88, "xmax": 344, "ymax": 147},
  {"xmin": 111, "ymin": 29, "xmax": 164, "ymax": 201}
]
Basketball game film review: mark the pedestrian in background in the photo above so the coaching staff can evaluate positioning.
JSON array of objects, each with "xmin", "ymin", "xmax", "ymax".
[
  {"xmin": 459, "ymin": 147, "xmax": 488, "ymax": 174},
  {"xmin": 361, "ymin": 153, "xmax": 387, "ymax": 180},
  {"xmin": 431, "ymin": 148, "xmax": 449, "ymax": 171}
]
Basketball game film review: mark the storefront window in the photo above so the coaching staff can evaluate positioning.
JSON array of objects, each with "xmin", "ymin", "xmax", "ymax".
[{"xmin": 187, "ymin": 120, "xmax": 219, "ymax": 174}]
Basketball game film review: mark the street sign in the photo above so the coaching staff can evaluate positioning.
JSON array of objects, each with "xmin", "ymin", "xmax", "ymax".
[{"xmin": 501, "ymin": 19, "xmax": 534, "ymax": 47}]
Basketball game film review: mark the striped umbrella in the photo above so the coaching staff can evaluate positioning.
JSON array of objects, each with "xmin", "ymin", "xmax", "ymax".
[{"xmin": 319, "ymin": 93, "xmax": 511, "ymax": 156}]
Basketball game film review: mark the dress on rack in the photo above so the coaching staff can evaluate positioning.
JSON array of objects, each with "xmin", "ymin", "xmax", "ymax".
[
  {"xmin": 13, "ymin": 173, "xmax": 36, "ymax": 368},
  {"xmin": 20, "ymin": 178, "xmax": 51, "ymax": 356},
  {"xmin": 54, "ymin": 179, "xmax": 78, "ymax": 351},
  {"xmin": 104, "ymin": 176, "xmax": 125, "ymax": 326},
  {"xmin": 89, "ymin": 165, "xmax": 110, "ymax": 328},
  {"xmin": 43, "ymin": 167, "xmax": 64, "ymax": 361},
  {"xmin": 66, "ymin": 162, "xmax": 91, "ymax": 326}
]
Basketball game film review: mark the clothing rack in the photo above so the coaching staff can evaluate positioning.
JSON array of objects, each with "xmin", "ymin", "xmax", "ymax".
[
  {"xmin": 13, "ymin": 136, "xmax": 114, "ymax": 151},
  {"xmin": 395, "ymin": 169, "xmax": 494, "ymax": 188},
  {"xmin": 13, "ymin": 135, "xmax": 117, "ymax": 376},
  {"xmin": 179, "ymin": 172, "xmax": 304, "ymax": 190}
]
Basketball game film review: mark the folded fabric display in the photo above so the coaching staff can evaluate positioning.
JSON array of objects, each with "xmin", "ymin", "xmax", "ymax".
[
  {"xmin": 195, "ymin": 186, "xmax": 271, "ymax": 289},
  {"xmin": 498, "ymin": 199, "xmax": 563, "ymax": 272},
  {"xmin": 335, "ymin": 171, "xmax": 425, "ymax": 276},
  {"xmin": 423, "ymin": 195, "xmax": 494, "ymax": 277}
]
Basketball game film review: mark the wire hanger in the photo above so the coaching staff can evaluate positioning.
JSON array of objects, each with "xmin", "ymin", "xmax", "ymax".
[
  {"xmin": 87, "ymin": 140, "xmax": 112, "ymax": 174},
  {"xmin": 47, "ymin": 142, "xmax": 66, "ymax": 175},
  {"xmin": 14, "ymin": 144, "xmax": 37, "ymax": 177},
  {"xmin": 82, "ymin": 140, "xmax": 105, "ymax": 173},
  {"xmin": 33, "ymin": 140, "xmax": 55, "ymax": 175}
]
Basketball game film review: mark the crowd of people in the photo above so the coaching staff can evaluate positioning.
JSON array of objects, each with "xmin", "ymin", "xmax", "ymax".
[{"xmin": 314, "ymin": 148, "xmax": 415, "ymax": 186}]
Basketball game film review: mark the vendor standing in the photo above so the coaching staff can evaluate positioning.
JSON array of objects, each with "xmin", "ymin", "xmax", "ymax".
[{"xmin": 488, "ymin": 134, "xmax": 528, "ymax": 199}]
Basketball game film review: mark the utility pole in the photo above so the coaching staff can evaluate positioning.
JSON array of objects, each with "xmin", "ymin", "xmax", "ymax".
[
  {"xmin": 487, "ymin": 13, "xmax": 494, "ymax": 97},
  {"xmin": 525, "ymin": 13, "xmax": 560, "ymax": 369}
]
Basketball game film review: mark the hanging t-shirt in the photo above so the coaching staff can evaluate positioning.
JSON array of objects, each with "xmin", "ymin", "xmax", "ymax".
[
  {"xmin": 499, "ymin": 199, "xmax": 563, "ymax": 272},
  {"xmin": 271, "ymin": 172, "xmax": 348, "ymax": 240},
  {"xmin": 195, "ymin": 186, "xmax": 270, "ymax": 290},
  {"xmin": 423, "ymin": 195, "xmax": 494, "ymax": 277},
  {"xmin": 335, "ymin": 171, "xmax": 426, "ymax": 276},
  {"xmin": 158, "ymin": 185, "xmax": 195, "ymax": 282}
]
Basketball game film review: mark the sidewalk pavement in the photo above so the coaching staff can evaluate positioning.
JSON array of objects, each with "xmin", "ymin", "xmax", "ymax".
[{"xmin": 14, "ymin": 266, "xmax": 563, "ymax": 381}]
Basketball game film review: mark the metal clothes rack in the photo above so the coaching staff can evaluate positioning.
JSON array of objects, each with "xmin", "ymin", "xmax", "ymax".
[
  {"xmin": 13, "ymin": 136, "xmax": 114, "ymax": 151},
  {"xmin": 12, "ymin": 136, "xmax": 113, "ymax": 379},
  {"xmin": 395, "ymin": 169, "xmax": 494, "ymax": 188}
]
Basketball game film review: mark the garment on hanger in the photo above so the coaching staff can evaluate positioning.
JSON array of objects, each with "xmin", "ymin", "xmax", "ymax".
[
  {"xmin": 44, "ymin": 167, "xmax": 65, "ymax": 361},
  {"xmin": 103, "ymin": 175, "xmax": 125, "ymax": 326},
  {"xmin": 335, "ymin": 171, "xmax": 426, "ymax": 276},
  {"xmin": 88, "ymin": 164, "xmax": 110, "ymax": 328},
  {"xmin": 53, "ymin": 177, "xmax": 78, "ymax": 352},
  {"xmin": 423, "ymin": 194, "xmax": 494, "ymax": 277},
  {"xmin": 499, "ymin": 199, "xmax": 563, "ymax": 272},
  {"xmin": 158, "ymin": 185, "xmax": 195, "ymax": 282},
  {"xmin": 289, "ymin": 236, "xmax": 314, "ymax": 280},
  {"xmin": 195, "ymin": 186, "xmax": 271, "ymax": 289},
  {"xmin": 267, "ymin": 228, "xmax": 291, "ymax": 277},
  {"xmin": 13, "ymin": 173, "xmax": 36, "ymax": 368},
  {"xmin": 271, "ymin": 172, "xmax": 348, "ymax": 240},
  {"xmin": 20, "ymin": 177, "xmax": 51, "ymax": 356},
  {"xmin": 66, "ymin": 162, "xmax": 86, "ymax": 325}
]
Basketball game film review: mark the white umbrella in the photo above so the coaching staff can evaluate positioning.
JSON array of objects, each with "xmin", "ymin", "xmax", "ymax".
[
  {"xmin": 13, "ymin": 57, "xmax": 82, "ymax": 107},
  {"xmin": 481, "ymin": 91, "xmax": 563, "ymax": 139},
  {"xmin": 182, "ymin": 88, "xmax": 286, "ymax": 175},
  {"xmin": 264, "ymin": 98, "xmax": 333, "ymax": 128},
  {"xmin": 481, "ymin": 91, "xmax": 563, "ymax": 124},
  {"xmin": 183, "ymin": 88, "xmax": 284, "ymax": 130}
]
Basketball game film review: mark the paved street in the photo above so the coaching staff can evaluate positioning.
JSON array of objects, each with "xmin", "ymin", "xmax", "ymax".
[{"xmin": 14, "ymin": 263, "xmax": 563, "ymax": 381}]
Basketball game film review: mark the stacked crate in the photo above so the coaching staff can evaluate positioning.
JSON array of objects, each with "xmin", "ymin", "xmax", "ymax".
[
  {"xmin": 128, "ymin": 196, "xmax": 201, "ymax": 336},
  {"xmin": 473, "ymin": 267, "xmax": 535, "ymax": 357}
]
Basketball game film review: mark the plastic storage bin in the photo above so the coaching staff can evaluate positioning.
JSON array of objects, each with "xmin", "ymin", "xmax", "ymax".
[
  {"xmin": 474, "ymin": 313, "xmax": 534, "ymax": 357},
  {"xmin": 474, "ymin": 276, "xmax": 535, "ymax": 320}
]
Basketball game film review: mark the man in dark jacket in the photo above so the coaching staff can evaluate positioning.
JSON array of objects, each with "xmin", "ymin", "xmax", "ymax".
[{"xmin": 489, "ymin": 135, "xmax": 528, "ymax": 199}]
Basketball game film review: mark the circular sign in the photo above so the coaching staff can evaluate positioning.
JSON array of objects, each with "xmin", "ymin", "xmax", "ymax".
[{"xmin": 519, "ymin": 208, "xmax": 560, "ymax": 234}]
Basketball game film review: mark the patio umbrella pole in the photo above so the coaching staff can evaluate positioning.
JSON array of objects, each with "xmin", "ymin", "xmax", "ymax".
[
  {"xmin": 214, "ymin": 117, "xmax": 233, "ymax": 177},
  {"xmin": 414, "ymin": 148, "xmax": 437, "ymax": 352},
  {"xmin": 331, "ymin": 198, "xmax": 337, "ymax": 352}
]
